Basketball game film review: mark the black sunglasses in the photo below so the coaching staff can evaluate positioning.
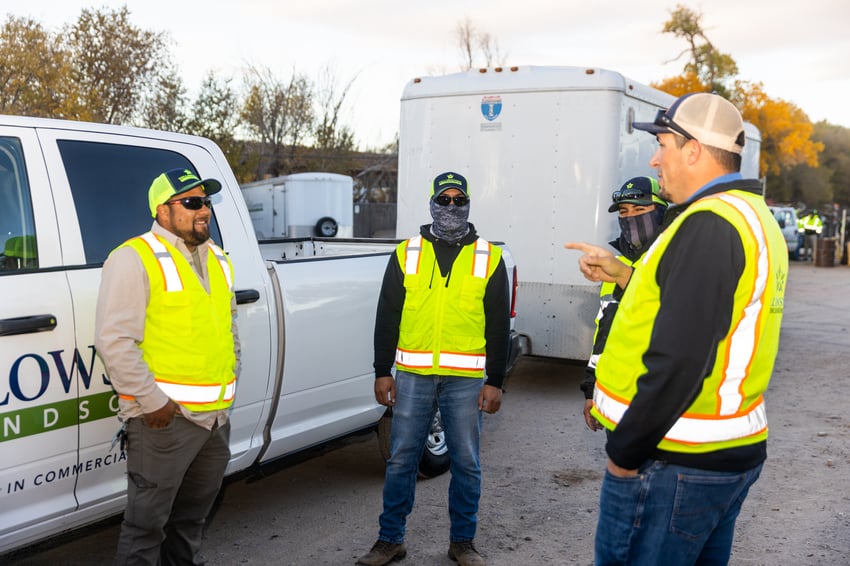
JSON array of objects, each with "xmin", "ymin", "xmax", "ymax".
[
  {"xmin": 611, "ymin": 187, "xmax": 651, "ymax": 203},
  {"xmin": 166, "ymin": 196, "xmax": 212, "ymax": 210},
  {"xmin": 434, "ymin": 194, "xmax": 469, "ymax": 207},
  {"xmin": 654, "ymin": 108, "xmax": 695, "ymax": 141}
]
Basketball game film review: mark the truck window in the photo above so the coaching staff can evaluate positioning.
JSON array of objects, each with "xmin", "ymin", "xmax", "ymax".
[
  {"xmin": 0, "ymin": 137, "xmax": 38, "ymax": 272},
  {"xmin": 58, "ymin": 140, "xmax": 222, "ymax": 264}
]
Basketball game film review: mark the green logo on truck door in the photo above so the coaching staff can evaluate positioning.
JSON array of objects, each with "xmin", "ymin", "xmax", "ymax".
[{"xmin": 1, "ymin": 346, "xmax": 118, "ymax": 442}]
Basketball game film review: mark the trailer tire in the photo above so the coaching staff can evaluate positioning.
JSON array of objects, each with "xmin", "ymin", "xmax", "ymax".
[
  {"xmin": 315, "ymin": 216, "xmax": 338, "ymax": 237},
  {"xmin": 375, "ymin": 408, "xmax": 451, "ymax": 479}
]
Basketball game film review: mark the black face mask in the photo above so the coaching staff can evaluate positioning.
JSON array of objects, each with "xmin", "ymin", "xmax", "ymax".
[
  {"xmin": 429, "ymin": 198, "xmax": 470, "ymax": 243},
  {"xmin": 616, "ymin": 207, "xmax": 666, "ymax": 262}
]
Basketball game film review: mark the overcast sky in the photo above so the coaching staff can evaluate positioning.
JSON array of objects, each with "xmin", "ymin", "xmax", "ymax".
[{"xmin": 5, "ymin": 0, "xmax": 849, "ymax": 148}]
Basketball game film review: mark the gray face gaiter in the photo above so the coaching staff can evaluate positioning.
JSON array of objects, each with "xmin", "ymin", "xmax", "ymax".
[
  {"xmin": 616, "ymin": 207, "xmax": 666, "ymax": 262},
  {"xmin": 429, "ymin": 199, "xmax": 470, "ymax": 243}
]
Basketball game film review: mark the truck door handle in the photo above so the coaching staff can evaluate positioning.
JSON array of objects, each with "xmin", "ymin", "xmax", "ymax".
[
  {"xmin": 235, "ymin": 289, "xmax": 260, "ymax": 305},
  {"xmin": 0, "ymin": 314, "xmax": 58, "ymax": 336}
]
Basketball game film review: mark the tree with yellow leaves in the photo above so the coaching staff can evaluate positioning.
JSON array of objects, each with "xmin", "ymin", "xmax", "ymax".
[{"xmin": 653, "ymin": 4, "xmax": 824, "ymax": 204}]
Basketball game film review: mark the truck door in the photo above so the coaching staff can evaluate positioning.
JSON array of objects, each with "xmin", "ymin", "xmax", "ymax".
[
  {"xmin": 0, "ymin": 129, "xmax": 79, "ymax": 548},
  {"xmin": 35, "ymin": 128, "xmax": 274, "ymax": 514}
]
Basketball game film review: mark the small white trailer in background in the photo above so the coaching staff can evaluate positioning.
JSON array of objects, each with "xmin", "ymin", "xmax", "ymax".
[
  {"xmin": 241, "ymin": 172, "xmax": 354, "ymax": 239},
  {"xmin": 397, "ymin": 65, "xmax": 762, "ymax": 361}
]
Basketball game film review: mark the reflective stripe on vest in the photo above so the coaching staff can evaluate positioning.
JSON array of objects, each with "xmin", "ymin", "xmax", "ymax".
[
  {"xmin": 402, "ymin": 235, "xmax": 492, "ymax": 279},
  {"xmin": 404, "ymin": 236, "xmax": 423, "ymax": 274},
  {"xmin": 209, "ymin": 242, "xmax": 233, "ymax": 289},
  {"xmin": 395, "ymin": 348, "xmax": 486, "ymax": 371},
  {"xmin": 471, "ymin": 238, "xmax": 491, "ymax": 278},
  {"xmin": 715, "ymin": 194, "xmax": 769, "ymax": 415},
  {"xmin": 139, "ymin": 232, "xmax": 183, "ymax": 292},
  {"xmin": 157, "ymin": 377, "xmax": 237, "ymax": 406},
  {"xmin": 594, "ymin": 385, "xmax": 767, "ymax": 443}
]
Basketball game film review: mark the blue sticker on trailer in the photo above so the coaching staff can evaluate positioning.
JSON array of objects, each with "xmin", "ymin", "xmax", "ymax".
[{"xmin": 481, "ymin": 95, "xmax": 502, "ymax": 121}]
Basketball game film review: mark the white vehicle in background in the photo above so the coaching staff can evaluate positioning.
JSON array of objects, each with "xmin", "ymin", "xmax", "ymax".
[
  {"xmin": 769, "ymin": 205, "xmax": 801, "ymax": 259},
  {"xmin": 397, "ymin": 65, "xmax": 762, "ymax": 360},
  {"xmin": 241, "ymin": 172, "xmax": 354, "ymax": 239}
]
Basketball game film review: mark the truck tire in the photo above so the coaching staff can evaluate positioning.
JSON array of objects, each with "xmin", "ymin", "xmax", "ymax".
[
  {"xmin": 418, "ymin": 410, "xmax": 450, "ymax": 478},
  {"xmin": 375, "ymin": 409, "xmax": 451, "ymax": 479},
  {"xmin": 315, "ymin": 216, "xmax": 338, "ymax": 237}
]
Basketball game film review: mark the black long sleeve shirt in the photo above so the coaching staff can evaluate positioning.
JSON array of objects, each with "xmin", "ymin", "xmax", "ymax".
[{"xmin": 373, "ymin": 223, "xmax": 511, "ymax": 389}]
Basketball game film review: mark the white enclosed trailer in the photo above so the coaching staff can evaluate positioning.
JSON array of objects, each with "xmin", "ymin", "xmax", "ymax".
[
  {"xmin": 242, "ymin": 172, "xmax": 354, "ymax": 239},
  {"xmin": 397, "ymin": 66, "xmax": 761, "ymax": 360}
]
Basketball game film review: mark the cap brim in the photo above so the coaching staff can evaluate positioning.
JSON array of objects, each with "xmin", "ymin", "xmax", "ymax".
[
  {"xmin": 173, "ymin": 178, "xmax": 222, "ymax": 198},
  {"xmin": 632, "ymin": 121, "xmax": 670, "ymax": 135},
  {"xmin": 608, "ymin": 199, "xmax": 654, "ymax": 212}
]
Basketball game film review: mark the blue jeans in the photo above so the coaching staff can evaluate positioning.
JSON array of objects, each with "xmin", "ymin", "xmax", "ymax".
[
  {"xmin": 595, "ymin": 460, "xmax": 762, "ymax": 566},
  {"xmin": 378, "ymin": 370, "xmax": 484, "ymax": 544}
]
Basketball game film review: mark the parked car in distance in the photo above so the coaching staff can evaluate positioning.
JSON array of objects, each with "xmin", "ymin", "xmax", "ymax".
[{"xmin": 769, "ymin": 206, "xmax": 800, "ymax": 259}]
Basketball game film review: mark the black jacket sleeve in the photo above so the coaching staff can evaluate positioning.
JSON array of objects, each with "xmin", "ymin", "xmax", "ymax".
[
  {"xmin": 581, "ymin": 285, "xmax": 624, "ymax": 398},
  {"xmin": 483, "ymin": 258, "xmax": 510, "ymax": 389},
  {"xmin": 373, "ymin": 253, "xmax": 404, "ymax": 378},
  {"xmin": 605, "ymin": 211, "xmax": 745, "ymax": 469}
]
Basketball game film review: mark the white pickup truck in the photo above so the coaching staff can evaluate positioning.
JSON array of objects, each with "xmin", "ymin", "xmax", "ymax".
[{"xmin": 0, "ymin": 115, "xmax": 519, "ymax": 555}]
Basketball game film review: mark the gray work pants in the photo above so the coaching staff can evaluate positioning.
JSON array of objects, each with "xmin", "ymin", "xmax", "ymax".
[{"xmin": 115, "ymin": 416, "xmax": 230, "ymax": 566}]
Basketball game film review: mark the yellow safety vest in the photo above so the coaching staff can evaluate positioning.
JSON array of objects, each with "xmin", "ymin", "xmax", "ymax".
[
  {"xmin": 801, "ymin": 214, "xmax": 823, "ymax": 234},
  {"xmin": 587, "ymin": 255, "xmax": 634, "ymax": 370},
  {"xmin": 121, "ymin": 232, "xmax": 237, "ymax": 411},
  {"xmin": 593, "ymin": 191, "xmax": 787, "ymax": 453},
  {"xmin": 395, "ymin": 236, "xmax": 501, "ymax": 378}
]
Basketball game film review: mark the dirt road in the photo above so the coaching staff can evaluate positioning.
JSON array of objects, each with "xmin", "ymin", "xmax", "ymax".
[{"xmin": 8, "ymin": 261, "xmax": 850, "ymax": 565}]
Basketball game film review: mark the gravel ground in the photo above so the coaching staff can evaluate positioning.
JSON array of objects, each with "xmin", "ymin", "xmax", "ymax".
[{"xmin": 8, "ymin": 260, "xmax": 850, "ymax": 566}]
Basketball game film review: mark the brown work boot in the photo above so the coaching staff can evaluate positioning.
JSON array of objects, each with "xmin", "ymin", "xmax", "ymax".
[
  {"xmin": 448, "ymin": 540, "xmax": 485, "ymax": 566},
  {"xmin": 355, "ymin": 539, "xmax": 407, "ymax": 565}
]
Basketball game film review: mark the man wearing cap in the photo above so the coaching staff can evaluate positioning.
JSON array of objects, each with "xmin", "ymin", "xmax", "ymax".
[
  {"xmin": 357, "ymin": 172, "xmax": 510, "ymax": 566},
  {"xmin": 96, "ymin": 167, "xmax": 238, "ymax": 565},
  {"xmin": 566, "ymin": 93, "xmax": 787, "ymax": 564},
  {"xmin": 579, "ymin": 176, "xmax": 667, "ymax": 431}
]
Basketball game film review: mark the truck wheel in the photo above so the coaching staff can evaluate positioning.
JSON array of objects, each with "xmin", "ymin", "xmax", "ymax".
[
  {"xmin": 418, "ymin": 410, "xmax": 450, "ymax": 479},
  {"xmin": 315, "ymin": 217, "xmax": 338, "ymax": 237},
  {"xmin": 375, "ymin": 408, "xmax": 451, "ymax": 479}
]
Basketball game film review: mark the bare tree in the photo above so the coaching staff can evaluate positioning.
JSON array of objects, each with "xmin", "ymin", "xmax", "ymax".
[
  {"xmin": 137, "ymin": 66, "xmax": 188, "ymax": 132},
  {"xmin": 311, "ymin": 64, "xmax": 358, "ymax": 171},
  {"xmin": 455, "ymin": 17, "xmax": 505, "ymax": 71},
  {"xmin": 241, "ymin": 66, "xmax": 315, "ymax": 178}
]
